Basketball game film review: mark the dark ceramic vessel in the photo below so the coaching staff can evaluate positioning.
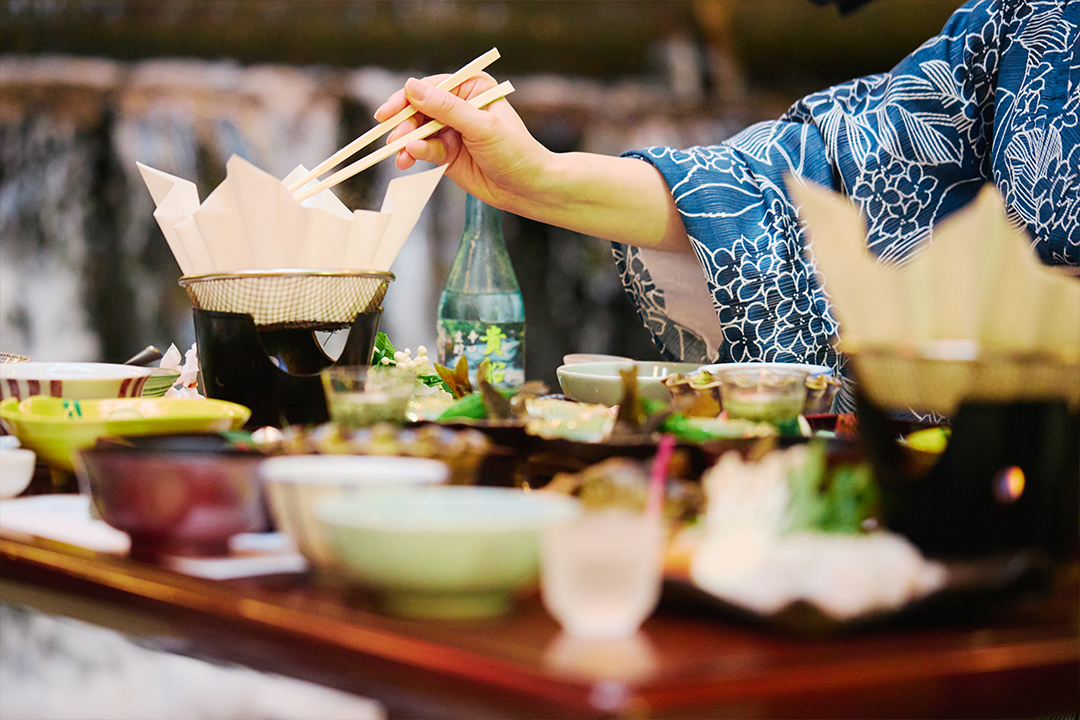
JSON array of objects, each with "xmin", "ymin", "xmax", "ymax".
[{"xmin": 77, "ymin": 434, "xmax": 270, "ymax": 561}]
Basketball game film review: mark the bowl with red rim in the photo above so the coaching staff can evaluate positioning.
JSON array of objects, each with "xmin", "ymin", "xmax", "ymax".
[{"xmin": 0, "ymin": 362, "xmax": 152, "ymax": 401}]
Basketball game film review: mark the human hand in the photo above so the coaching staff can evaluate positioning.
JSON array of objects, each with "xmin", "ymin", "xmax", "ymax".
[
  {"xmin": 374, "ymin": 73, "xmax": 553, "ymax": 213},
  {"xmin": 375, "ymin": 72, "xmax": 690, "ymax": 253}
]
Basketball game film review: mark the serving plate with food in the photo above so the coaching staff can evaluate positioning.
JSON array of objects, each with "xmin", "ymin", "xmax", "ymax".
[{"xmin": 542, "ymin": 435, "xmax": 1057, "ymax": 638}]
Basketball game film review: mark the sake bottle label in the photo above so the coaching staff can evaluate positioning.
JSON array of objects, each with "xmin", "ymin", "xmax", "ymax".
[{"xmin": 437, "ymin": 320, "xmax": 526, "ymax": 387}]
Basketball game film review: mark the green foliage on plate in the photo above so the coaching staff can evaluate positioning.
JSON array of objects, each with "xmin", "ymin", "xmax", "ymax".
[
  {"xmin": 786, "ymin": 441, "xmax": 879, "ymax": 534},
  {"xmin": 432, "ymin": 358, "xmax": 549, "ymax": 422}
]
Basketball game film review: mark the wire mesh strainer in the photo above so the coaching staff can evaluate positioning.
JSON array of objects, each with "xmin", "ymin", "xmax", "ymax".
[
  {"xmin": 849, "ymin": 347, "xmax": 1080, "ymax": 416},
  {"xmin": 180, "ymin": 270, "xmax": 393, "ymax": 331}
]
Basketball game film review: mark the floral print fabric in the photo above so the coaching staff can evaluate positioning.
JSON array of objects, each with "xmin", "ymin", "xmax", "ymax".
[{"xmin": 613, "ymin": 0, "xmax": 1079, "ymax": 409}]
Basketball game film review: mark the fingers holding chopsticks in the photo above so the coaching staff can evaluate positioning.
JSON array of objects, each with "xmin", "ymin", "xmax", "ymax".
[
  {"xmin": 289, "ymin": 49, "xmax": 502, "ymax": 195},
  {"xmin": 378, "ymin": 74, "xmax": 499, "ymax": 170},
  {"xmin": 368, "ymin": 53, "xmax": 554, "ymax": 216}
]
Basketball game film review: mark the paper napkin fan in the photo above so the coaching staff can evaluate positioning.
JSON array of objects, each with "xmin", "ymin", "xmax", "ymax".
[
  {"xmin": 137, "ymin": 156, "xmax": 445, "ymax": 276},
  {"xmin": 791, "ymin": 179, "xmax": 1080, "ymax": 414}
]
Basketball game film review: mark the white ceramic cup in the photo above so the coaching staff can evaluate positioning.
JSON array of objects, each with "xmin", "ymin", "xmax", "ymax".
[
  {"xmin": 0, "ymin": 446, "xmax": 36, "ymax": 499},
  {"xmin": 540, "ymin": 509, "xmax": 665, "ymax": 639}
]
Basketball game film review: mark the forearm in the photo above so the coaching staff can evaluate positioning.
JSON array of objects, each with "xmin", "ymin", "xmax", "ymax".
[{"xmin": 502, "ymin": 152, "xmax": 693, "ymax": 254}]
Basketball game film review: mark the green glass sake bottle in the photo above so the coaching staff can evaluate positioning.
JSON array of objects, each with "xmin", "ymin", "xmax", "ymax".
[{"xmin": 436, "ymin": 194, "xmax": 525, "ymax": 387}]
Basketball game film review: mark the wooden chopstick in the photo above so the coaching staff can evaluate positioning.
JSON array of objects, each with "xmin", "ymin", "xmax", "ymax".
[
  {"xmin": 286, "ymin": 48, "xmax": 501, "ymax": 194},
  {"xmin": 293, "ymin": 80, "xmax": 515, "ymax": 202}
]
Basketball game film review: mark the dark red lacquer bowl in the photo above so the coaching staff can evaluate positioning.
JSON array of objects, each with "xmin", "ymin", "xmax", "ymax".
[{"xmin": 77, "ymin": 434, "xmax": 270, "ymax": 561}]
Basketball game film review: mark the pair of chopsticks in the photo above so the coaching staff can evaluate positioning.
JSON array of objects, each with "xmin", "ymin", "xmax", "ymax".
[{"xmin": 290, "ymin": 47, "xmax": 513, "ymax": 203}]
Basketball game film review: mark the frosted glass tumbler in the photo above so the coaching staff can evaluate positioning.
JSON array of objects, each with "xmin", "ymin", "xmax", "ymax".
[
  {"xmin": 540, "ymin": 509, "xmax": 665, "ymax": 639},
  {"xmin": 321, "ymin": 365, "xmax": 416, "ymax": 429},
  {"xmin": 718, "ymin": 366, "xmax": 808, "ymax": 424}
]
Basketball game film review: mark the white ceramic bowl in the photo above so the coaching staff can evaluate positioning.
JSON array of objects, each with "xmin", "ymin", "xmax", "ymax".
[
  {"xmin": 697, "ymin": 361, "xmax": 834, "ymax": 377},
  {"xmin": 318, "ymin": 486, "xmax": 580, "ymax": 619},
  {"xmin": 0, "ymin": 446, "xmax": 36, "ymax": 498},
  {"xmin": 259, "ymin": 454, "xmax": 451, "ymax": 567},
  {"xmin": 0, "ymin": 362, "xmax": 152, "ymax": 401},
  {"xmin": 556, "ymin": 360, "xmax": 704, "ymax": 407}
]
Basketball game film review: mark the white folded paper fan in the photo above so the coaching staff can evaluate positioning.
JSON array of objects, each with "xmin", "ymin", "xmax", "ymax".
[
  {"xmin": 138, "ymin": 156, "xmax": 446, "ymax": 329},
  {"xmin": 792, "ymin": 180, "xmax": 1080, "ymax": 416}
]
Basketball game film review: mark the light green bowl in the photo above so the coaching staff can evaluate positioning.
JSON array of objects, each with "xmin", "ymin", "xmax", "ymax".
[
  {"xmin": 556, "ymin": 360, "xmax": 704, "ymax": 407},
  {"xmin": 0, "ymin": 396, "xmax": 250, "ymax": 472},
  {"xmin": 318, "ymin": 486, "xmax": 580, "ymax": 619}
]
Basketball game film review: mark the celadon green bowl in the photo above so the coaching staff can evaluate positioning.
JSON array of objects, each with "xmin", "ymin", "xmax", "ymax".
[
  {"xmin": 318, "ymin": 486, "xmax": 580, "ymax": 619},
  {"xmin": 556, "ymin": 360, "xmax": 705, "ymax": 407},
  {"xmin": 0, "ymin": 396, "xmax": 250, "ymax": 472},
  {"xmin": 141, "ymin": 367, "xmax": 182, "ymax": 398}
]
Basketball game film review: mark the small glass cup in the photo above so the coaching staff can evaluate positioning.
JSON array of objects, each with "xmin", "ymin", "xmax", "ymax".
[
  {"xmin": 539, "ymin": 509, "xmax": 665, "ymax": 639},
  {"xmin": 718, "ymin": 366, "xmax": 808, "ymax": 425},
  {"xmin": 320, "ymin": 364, "xmax": 417, "ymax": 429}
]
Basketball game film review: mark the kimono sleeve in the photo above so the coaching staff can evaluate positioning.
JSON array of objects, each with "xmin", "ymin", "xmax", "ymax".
[{"xmin": 612, "ymin": 0, "xmax": 1003, "ymax": 392}]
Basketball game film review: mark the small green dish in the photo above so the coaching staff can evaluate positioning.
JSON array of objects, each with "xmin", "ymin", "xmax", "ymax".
[
  {"xmin": 141, "ymin": 367, "xmax": 183, "ymax": 398},
  {"xmin": 556, "ymin": 361, "xmax": 705, "ymax": 407},
  {"xmin": 318, "ymin": 486, "xmax": 580, "ymax": 619},
  {"xmin": 0, "ymin": 396, "xmax": 250, "ymax": 472}
]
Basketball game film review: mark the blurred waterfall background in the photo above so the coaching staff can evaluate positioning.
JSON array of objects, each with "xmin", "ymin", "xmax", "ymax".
[{"xmin": 0, "ymin": 0, "xmax": 965, "ymax": 388}]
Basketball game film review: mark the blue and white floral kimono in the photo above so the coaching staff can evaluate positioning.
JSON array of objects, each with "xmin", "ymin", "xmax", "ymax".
[{"xmin": 614, "ymin": 0, "xmax": 1079, "ymax": 411}]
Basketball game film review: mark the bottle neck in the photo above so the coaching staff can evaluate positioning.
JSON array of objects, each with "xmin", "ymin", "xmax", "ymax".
[
  {"xmin": 463, "ymin": 192, "xmax": 504, "ymax": 243},
  {"xmin": 444, "ymin": 194, "xmax": 520, "ymax": 294}
]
